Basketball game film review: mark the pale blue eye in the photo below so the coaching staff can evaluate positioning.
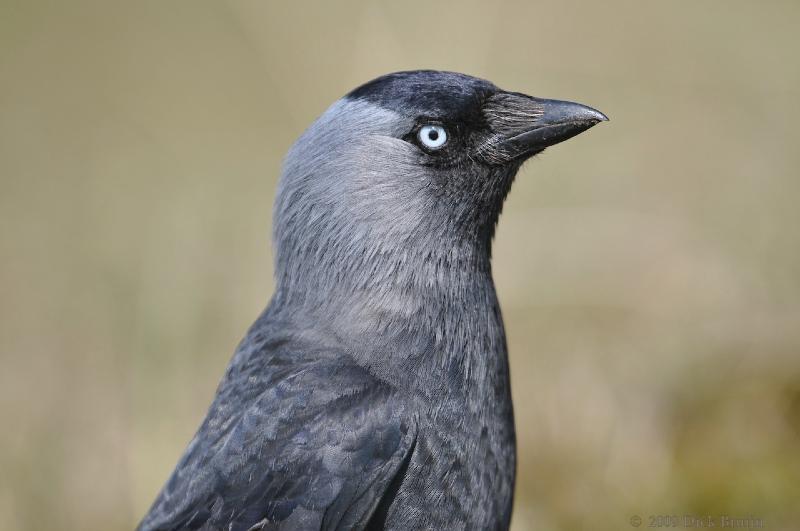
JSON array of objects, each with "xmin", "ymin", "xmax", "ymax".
[{"xmin": 418, "ymin": 124, "xmax": 448, "ymax": 149}]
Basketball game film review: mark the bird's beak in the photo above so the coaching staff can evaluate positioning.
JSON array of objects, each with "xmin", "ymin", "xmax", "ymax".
[{"xmin": 481, "ymin": 92, "xmax": 608, "ymax": 163}]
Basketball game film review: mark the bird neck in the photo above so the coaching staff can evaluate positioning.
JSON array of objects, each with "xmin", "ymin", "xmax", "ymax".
[
  {"xmin": 270, "ymin": 225, "xmax": 510, "ymax": 402},
  {"xmin": 269, "ymin": 160, "xmax": 519, "ymax": 397}
]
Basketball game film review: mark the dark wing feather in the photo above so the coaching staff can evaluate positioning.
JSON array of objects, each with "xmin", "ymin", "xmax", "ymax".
[{"xmin": 138, "ymin": 326, "xmax": 416, "ymax": 531}]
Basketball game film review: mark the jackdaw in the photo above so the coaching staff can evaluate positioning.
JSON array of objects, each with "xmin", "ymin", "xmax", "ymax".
[{"xmin": 139, "ymin": 70, "xmax": 607, "ymax": 531}]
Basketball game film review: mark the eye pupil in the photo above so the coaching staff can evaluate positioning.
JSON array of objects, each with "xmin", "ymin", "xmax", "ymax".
[{"xmin": 428, "ymin": 130, "xmax": 439, "ymax": 141}]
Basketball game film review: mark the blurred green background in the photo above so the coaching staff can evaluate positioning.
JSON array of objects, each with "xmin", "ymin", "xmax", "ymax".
[{"xmin": 2, "ymin": 1, "xmax": 799, "ymax": 529}]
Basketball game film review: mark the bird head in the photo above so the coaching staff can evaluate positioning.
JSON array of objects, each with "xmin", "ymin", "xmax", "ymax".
[{"xmin": 272, "ymin": 71, "xmax": 606, "ymax": 312}]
